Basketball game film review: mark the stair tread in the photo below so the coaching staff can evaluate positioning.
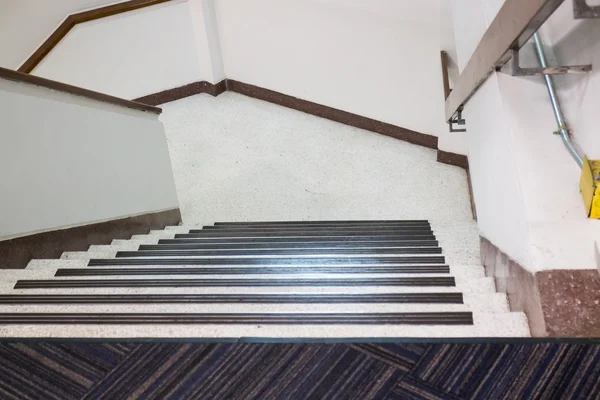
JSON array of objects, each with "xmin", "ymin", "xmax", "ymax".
[{"xmin": 5, "ymin": 219, "xmax": 530, "ymax": 338}]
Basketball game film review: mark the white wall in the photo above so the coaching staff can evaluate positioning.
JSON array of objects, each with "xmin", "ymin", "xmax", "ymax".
[
  {"xmin": 215, "ymin": 0, "xmax": 451, "ymax": 141},
  {"xmin": 0, "ymin": 0, "xmax": 129, "ymax": 70},
  {"xmin": 451, "ymin": 0, "xmax": 600, "ymax": 271},
  {"xmin": 0, "ymin": 77, "xmax": 179, "ymax": 240},
  {"xmin": 32, "ymin": 0, "xmax": 215, "ymax": 99}
]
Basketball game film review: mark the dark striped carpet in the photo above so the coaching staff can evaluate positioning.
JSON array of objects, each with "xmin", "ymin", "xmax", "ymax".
[{"xmin": 0, "ymin": 342, "xmax": 598, "ymax": 399}]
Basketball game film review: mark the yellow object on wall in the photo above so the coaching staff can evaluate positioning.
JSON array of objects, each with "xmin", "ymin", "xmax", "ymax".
[{"xmin": 580, "ymin": 157, "xmax": 600, "ymax": 219}]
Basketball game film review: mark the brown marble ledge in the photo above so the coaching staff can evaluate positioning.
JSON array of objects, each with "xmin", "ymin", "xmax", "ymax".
[{"xmin": 481, "ymin": 236, "xmax": 600, "ymax": 337}]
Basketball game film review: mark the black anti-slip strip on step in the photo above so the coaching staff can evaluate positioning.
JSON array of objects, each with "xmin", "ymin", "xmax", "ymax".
[
  {"xmin": 175, "ymin": 233, "xmax": 437, "ymax": 240},
  {"xmin": 115, "ymin": 247, "xmax": 443, "ymax": 258},
  {"xmin": 0, "ymin": 293, "xmax": 464, "ymax": 304},
  {"xmin": 201, "ymin": 224, "xmax": 432, "ymax": 232},
  {"xmin": 0, "ymin": 312, "xmax": 473, "ymax": 325},
  {"xmin": 56, "ymin": 265, "xmax": 451, "ymax": 277},
  {"xmin": 14, "ymin": 276, "xmax": 456, "ymax": 289},
  {"xmin": 158, "ymin": 238, "xmax": 439, "ymax": 246},
  {"xmin": 214, "ymin": 220, "xmax": 430, "ymax": 226},
  {"xmin": 88, "ymin": 256, "xmax": 445, "ymax": 266},
  {"xmin": 148, "ymin": 240, "xmax": 440, "ymax": 250},
  {"xmin": 186, "ymin": 228, "xmax": 434, "ymax": 236}
]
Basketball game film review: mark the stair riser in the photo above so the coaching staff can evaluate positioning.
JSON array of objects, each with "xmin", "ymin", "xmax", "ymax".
[
  {"xmin": 55, "ymin": 266, "xmax": 451, "ymax": 276},
  {"xmin": 0, "ymin": 293, "xmax": 464, "ymax": 305},
  {"xmin": 13, "ymin": 276, "xmax": 457, "ymax": 289},
  {"xmin": 0, "ymin": 304, "xmax": 472, "ymax": 313},
  {"xmin": 0, "ymin": 312, "xmax": 474, "ymax": 325},
  {"xmin": 115, "ymin": 248, "xmax": 443, "ymax": 257},
  {"xmin": 213, "ymin": 220, "xmax": 429, "ymax": 226},
  {"xmin": 87, "ymin": 256, "xmax": 447, "ymax": 266},
  {"xmin": 147, "ymin": 241, "xmax": 441, "ymax": 249},
  {"xmin": 160, "ymin": 238, "xmax": 439, "ymax": 245},
  {"xmin": 190, "ymin": 228, "xmax": 435, "ymax": 235}
]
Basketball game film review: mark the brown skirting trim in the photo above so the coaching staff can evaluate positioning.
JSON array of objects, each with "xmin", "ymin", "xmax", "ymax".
[
  {"xmin": 138, "ymin": 79, "xmax": 438, "ymax": 149},
  {"xmin": 436, "ymin": 150, "xmax": 475, "ymax": 219},
  {"xmin": 0, "ymin": 209, "xmax": 181, "ymax": 270},
  {"xmin": 226, "ymin": 80, "xmax": 438, "ymax": 149},
  {"xmin": 481, "ymin": 236, "xmax": 600, "ymax": 337},
  {"xmin": 133, "ymin": 80, "xmax": 227, "ymax": 106},
  {"xmin": 436, "ymin": 150, "xmax": 469, "ymax": 170},
  {"xmin": 0, "ymin": 66, "xmax": 161, "ymax": 114},
  {"xmin": 466, "ymin": 170, "xmax": 478, "ymax": 220},
  {"xmin": 19, "ymin": 0, "xmax": 176, "ymax": 74}
]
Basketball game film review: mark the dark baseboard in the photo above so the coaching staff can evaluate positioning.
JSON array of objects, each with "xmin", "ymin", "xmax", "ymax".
[
  {"xmin": 0, "ymin": 209, "xmax": 181, "ymax": 270},
  {"xmin": 436, "ymin": 150, "xmax": 469, "ymax": 169},
  {"xmin": 481, "ymin": 236, "xmax": 600, "ymax": 337},
  {"xmin": 226, "ymin": 80, "xmax": 438, "ymax": 150},
  {"xmin": 436, "ymin": 150, "xmax": 476, "ymax": 219},
  {"xmin": 133, "ymin": 80, "xmax": 227, "ymax": 106},
  {"xmin": 136, "ymin": 79, "xmax": 439, "ymax": 150}
]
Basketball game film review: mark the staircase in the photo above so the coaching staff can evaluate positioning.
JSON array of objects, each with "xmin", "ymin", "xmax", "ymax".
[{"xmin": 0, "ymin": 220, "xmax": 530, "ymax": 338}]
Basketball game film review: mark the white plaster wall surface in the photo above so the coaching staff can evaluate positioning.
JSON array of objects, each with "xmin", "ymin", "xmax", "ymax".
[
  {"xmin": 438, "ymin": 0, "xmax": 468, "ymax": 156},
  {"xmin": 160, "ymin": 92, "xmax": 473, "ymax": 225},
  {"xmin": 189, "ymin": 0, "xmax": 225, "ymax": 83},
  {"xmin": 32, "ymin": 0, "xmax": 209, "ymax": 99},
  {"xmin": 450, "ymin": 0, "xmax": 488, "ymax": 73},
  {"xmin": 543, "ymin": 2, "xmax": 600, "ymax": 161},
  {"xmin": 463, "ymin": 75, "xmax": 532, "ymax": 267},
  {"xmin": 215, "ymin": 0, "xmax": 449, "ymax": 139},
  {"xmin": 0, "ymin": 0, "xmax": 129, "ymax": 69},
  {"xmin": 451, "ymin": 0, "xmax": 600, "ymax": 271},
  {"xmin": 0, "ymin": 78, "xmax": 179, "ymax": 240}
]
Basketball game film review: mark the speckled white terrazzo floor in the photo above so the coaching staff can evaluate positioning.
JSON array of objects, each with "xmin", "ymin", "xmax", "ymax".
[
  {"xmin": 0, "ymin": 94, "xmax": 534, "ymax": 338},
  {"xmin": 160, "ymin": 93, "xmax": 473, "ymax": 225}
]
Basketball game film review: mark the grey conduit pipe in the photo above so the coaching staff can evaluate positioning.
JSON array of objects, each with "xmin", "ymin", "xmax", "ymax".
[{"xmin": 533, "ymin": 32, "xmax": 584, "ymax": 168}]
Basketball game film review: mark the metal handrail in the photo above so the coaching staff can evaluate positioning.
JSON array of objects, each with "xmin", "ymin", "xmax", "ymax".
[{"xmin": 532, "ymin": 32, "xmax": 584, "ymax": 168}]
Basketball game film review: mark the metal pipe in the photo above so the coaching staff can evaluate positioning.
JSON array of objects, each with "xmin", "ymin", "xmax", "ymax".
[{"xmin": 532, "ymin": 32, "xmax": 584, "ymax": 168}]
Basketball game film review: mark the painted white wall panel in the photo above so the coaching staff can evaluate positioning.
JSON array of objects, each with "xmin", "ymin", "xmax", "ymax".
[
  {"xmin": 0, "ymin": 0, "xmax": 129, "ymax": 70},
  {"xmin": 32, "ymin": 1, "xmax": 209, "ymax": 99},
  {"xmin": 215, "ymin": 0, "xmax": 449, "ymax": 139},
  {"xmin": 450, "ymin": 0, "xmax": 600, "ymax": 271},
  {"xmin": 0, "ymin": 78, "xmax": 179, "ymax": 240}
]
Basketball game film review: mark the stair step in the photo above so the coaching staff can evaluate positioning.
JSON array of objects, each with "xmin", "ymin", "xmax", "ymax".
[
  {"xmin": 62, "ymin": 251, "xmax": 117, "ymax": 260},
  {"xmin": 112, "ymin": 238, "xmax": 159, "ymax": 245},
  {"xmin": 29, "ymin": 259, "xmax": 483, "ymax": 277},
  {"xmin": 0, "ymin": 312, "xmax": 474, "ymax": 325},
  {"xmin": 146, "ymin": 240, "xmax": 440, "ymax": 249},
  {"xmin": 0, "ymin": 304, "xmax": 474, "ymax": 314},
  {"xmin": 205, "ymin": 223, "xmax": 431, "ymax": 231},
  {"xmin": 474, "ymin": 312, "xmax": 530, "ymax": 337},
  {"xmin": 89, "ymin": 244, "xmax": 140, "ymax": 252},
  {"xmin": 131, "ymin": 233, "xmax": 174, "ymax": 240},
  {"xmin": 463, "ymin": 293, "xmax": 509, "ymax": 313},
  {"xmin": 55, "ymin": 265, "xmax": 451, "ymax": 276},
  {"xmin": 115, "ymin": 247, "xmax": 443, "ymax": 258},
  {"xmin": 3, "ymin": 281, "xmax": 491, "ymax": 294},
  {"xmin": 176, "ymin": 231, "xmax": 436, "ymax": 239},
  {"xmin": 191, "ymin": 227, "xmax": 434, "ymax": 235},
  {"xmin": 12, "ymin": 276, "xmax": 457, "ymax": 289},
  {"xmin": 0, "ymin": 297, "xmax": 510, "ymax": 313},
  {"xmin": 0, "ymin": 293, "xmax": 508, "ymax": 312},
  {"xmin": 214, "ymin": 220, "xmax": 430, "ymax": 227},
  {"xmin": 160, "ymin": 237, "xmax": 434, "ymax": 244},
  {"xmin": 0, "ymin": 292, "xmax": 464, "ymax": 304},
  {"xmin": 87, "ymin": 256, "xmax": 446, "ymax": 266},
  {"xmin": 0, "ymin": 314, "xmax": 530, "ymax": 338}
]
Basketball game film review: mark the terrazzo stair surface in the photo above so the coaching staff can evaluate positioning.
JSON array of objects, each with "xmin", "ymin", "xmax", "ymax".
[{"xmin": 0, "ymin": 220, "xmax": 531, "ymax": 338}]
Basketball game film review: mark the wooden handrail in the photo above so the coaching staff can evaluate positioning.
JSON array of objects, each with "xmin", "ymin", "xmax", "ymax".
[
  {"xmin": 0, "ymin": 66, "xmax": 162, "ymax": 114},
  {"xmin": 18, "ymin": 0, "xmax": 175, "ymax": 73},
  {"xmin": 440, "ymin": 51, "xmax": 451, "ymax": 100},
  {"xmin": 444, "ymin": 0, "xmax": 566, "ymax": 121}
]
